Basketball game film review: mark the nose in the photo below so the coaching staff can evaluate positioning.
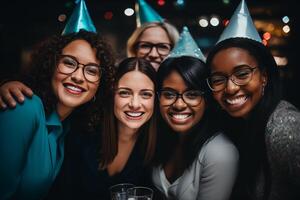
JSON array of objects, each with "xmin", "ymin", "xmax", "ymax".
[
  {"xmin": 129, "ymin": 95, "xmax": 141, "ymax": 109},
  {"xmin": 71, "ymin": 65, "xmax": 85, "ymax": 84},
  {"xmin": 224, "ymin": 78, "xmax": 239, "ymax": 94},
  {"xmin": 172, "ymin": 96, "xmax": 187, "ymax": 111},
  {"xmin": 147, "ymin": 47, "xmax": 159, "ymax": 58}
]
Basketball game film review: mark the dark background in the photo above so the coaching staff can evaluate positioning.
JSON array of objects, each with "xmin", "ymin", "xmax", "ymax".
[{"xmin": 0, "ymin": 0, "xmax": 299, "ymax": 108}]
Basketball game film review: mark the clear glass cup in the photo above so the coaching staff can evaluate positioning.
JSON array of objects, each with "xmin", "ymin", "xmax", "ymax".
[
  {"xmin": 127, "ymin": 186, "xmax": 153, "ymax": 200},
  {"xmin": 110, "ymin": 183, "xmax": 135, "ymax": 200}
]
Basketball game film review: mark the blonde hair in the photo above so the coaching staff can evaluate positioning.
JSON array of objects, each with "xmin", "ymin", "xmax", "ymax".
[{"xmin": 127, "ymin": 21, "xmax": 179, "ymax": 57}]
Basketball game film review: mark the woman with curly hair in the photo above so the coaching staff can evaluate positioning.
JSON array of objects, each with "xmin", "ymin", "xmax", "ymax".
[{"xmin": 0, "ymin": 29, "xmax": 115, "ymax": 200}]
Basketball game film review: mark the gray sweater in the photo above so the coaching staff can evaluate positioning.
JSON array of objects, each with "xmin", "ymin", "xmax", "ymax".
[{"xmin": 260, "ymin": 100, "xmax": 300, "ymax": 200}]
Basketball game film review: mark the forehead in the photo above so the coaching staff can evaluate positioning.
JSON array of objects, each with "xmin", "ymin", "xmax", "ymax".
[
  {"xmin": 211, "ymin": 47, "xmax": 258, "ymax": 73},
  {"xmin": 139, "ymin": 26, "xmax": 171, "ymax": 44},
  {"xmin": 118, "ymin": 70, "xmax": 154, "ymax": 90},
  {"xmin": 62, "ymin": 39, "xmax": 99, "ymax": 64},
  {"xmin": 162, "ymin": 70, "xmax": 187, "ymax": 90}
]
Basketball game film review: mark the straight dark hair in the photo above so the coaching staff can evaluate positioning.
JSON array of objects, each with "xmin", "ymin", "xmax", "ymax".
[
  {"xmin": 206, "ymin": 38, "xmax": 282, "ymax": 200},
  {"xmin": 99, "ymin": 57, "xmax": 157, "ymax": 168},
  {"xmin": 153, "ymin": 56, "xmax": 219, "ymax": 169}
]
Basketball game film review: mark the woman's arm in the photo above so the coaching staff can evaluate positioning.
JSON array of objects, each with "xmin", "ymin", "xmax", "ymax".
[
  {"xmin": 266, "ymin": 102, "xmax": 300, "ymax": 198},
  {"xmin": 197, "ymin": 134, "xmax": 239, "ymax": 200},
  {"xmin": 0, "ymin": 96, "xmax": 40, "ymax": 199},
  {"xmin": 0, "ymin": 81, "xmax": 33, "ymax": 109}
]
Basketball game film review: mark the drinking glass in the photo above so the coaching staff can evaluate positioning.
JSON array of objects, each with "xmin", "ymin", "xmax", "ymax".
[
  {"xmin": 127, "ymin": 186, "xmax": 153, "ymax": 200},
  {"xmin": 110, "ymin": 183, "xmax": 135, "ymax": 200}
]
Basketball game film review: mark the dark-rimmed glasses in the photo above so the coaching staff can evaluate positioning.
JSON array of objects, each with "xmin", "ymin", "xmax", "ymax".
[
  {"xmin": 159, "ymin": 89, "xmax": 204, "ymax": 106},
  {"xmin": 57, "ymin": 55, "xmax": 101, "ymax": 82},
  {"xmin": 207, "ymin": 65, "xmax": 257, "ymax": 92},
  {"xmin": 136, "ymin": 41, "xmax": 172, "ymax": 56}
]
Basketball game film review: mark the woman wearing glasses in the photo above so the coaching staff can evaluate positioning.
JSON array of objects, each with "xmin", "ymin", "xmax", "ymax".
[
  {"xmin": 0, "ymin": 30, "xmax": 114, "ymax": 199},
  {"xmin": 206, "ymin": 37, "xmax": 300, "ymax": 200},
  {"xmin": 127, "ymin": 22, "xmax": 179, "ymax": 71},
  {"xmin": 205, "ymin": 0, "xmax": 300, "ymax": 199},
  {"xmin": 152, "ymin": 55, "xmax": 239, "ymax": 200}
]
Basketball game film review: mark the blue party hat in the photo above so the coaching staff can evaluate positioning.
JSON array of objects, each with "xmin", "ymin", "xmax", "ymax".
[
  {"xmin": 135, "ymin": 0, "xmax": 164, "ymax": 27},
  {"xmin": 62, "ymin": 0, "xmax": 96, "ymax": 35},
  {"xmin": 217, "ymin": 0, "xmax": 262, "ymax": 43},
  {"xmin": 166, "ymin": 26, "xmax": 206, "ymax": 62}
]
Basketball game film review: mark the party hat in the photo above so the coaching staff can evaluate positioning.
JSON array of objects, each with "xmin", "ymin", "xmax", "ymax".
[
  {"xmin": 135, "ymin": 0, "xmax": 164, "ymax": 27},
  {"xmin": 62, "ymin": 0, "xmax": 96, "ymax": 35},
  {"xmin": 217, "ymin": 0, "xmax": 262, "ymax": 43},
  {"xmin": 166, "ymin": 26, "xmax": 206, "ymax": 62}
]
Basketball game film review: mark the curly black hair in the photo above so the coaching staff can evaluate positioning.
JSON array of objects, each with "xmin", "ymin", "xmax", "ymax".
[{"xmin": 24, "ymin": 30, "xmax": 115, "ymax": 132}]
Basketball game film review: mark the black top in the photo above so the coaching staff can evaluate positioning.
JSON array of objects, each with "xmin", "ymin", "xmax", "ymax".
[{"xmin": 45, "ymin": 130, "xmax": 152, "ymax": 200}]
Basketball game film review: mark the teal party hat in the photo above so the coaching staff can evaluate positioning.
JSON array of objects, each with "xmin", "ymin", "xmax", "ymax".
[
  {"xmin": 135, "ymin": 0, "xmax": 164, "ymax": 27},
  {"xmin": 166, "ymin": 26, "xmax": 206, "ymax": 62},
  {"xmin": 62, "ymin": 0, "xmax": 96, "ymax": 35},
  {"xmin": 217, "ymin": 0, "xmax": 262, "ymax": 43}
]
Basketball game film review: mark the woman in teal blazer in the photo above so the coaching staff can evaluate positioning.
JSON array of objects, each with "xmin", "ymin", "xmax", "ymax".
[{"xmin": 0, "ymin": 30, "xmax": 114, "ymax": 199}]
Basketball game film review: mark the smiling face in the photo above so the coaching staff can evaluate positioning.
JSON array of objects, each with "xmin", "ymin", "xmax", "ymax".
[
  {"xmin": 136, "ymin": 26, "xmax": 171, "ymax": 70},
  {"xmin": 51, "ymin": 39, "xmax": 100, "ymax": 117},
  {"xmin": 114, "ymin": 70, "xmax": 155, "ymax": 133},
  {"xmin": 159, "ymin": 70, "xmax": 205, "ymax": 134},
  {"xmin": 210, "ymin": 47, "xmax": 267, "ymax": 118}
]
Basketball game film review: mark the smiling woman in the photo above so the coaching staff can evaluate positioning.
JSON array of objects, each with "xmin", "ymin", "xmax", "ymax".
[
  {"xmin": 0, "ymin": 30, "xmax": 114, "ymax": 200},
  {"xmin": 77, "ymin": 57, "xmax": 158, "ymax": 199}
]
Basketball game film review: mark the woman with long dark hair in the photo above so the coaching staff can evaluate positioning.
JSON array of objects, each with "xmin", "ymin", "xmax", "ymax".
[
  {"xmin": 152, "ymin": 27, "xmax": 239, "ymax": 200},
  {"xmin": 206, "ymin": 1, "xmax": 300, "ymax": 199}
]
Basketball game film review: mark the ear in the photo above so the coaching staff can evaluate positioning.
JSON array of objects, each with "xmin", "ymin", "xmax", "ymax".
[{"xmin": 261, "ymin": 70, "xmax": 268, "ymax": 86}]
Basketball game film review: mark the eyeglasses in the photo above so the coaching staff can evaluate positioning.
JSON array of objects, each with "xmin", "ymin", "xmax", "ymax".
[
  {"xmin": 136, "ymin": 41, "xmax": 172, "ymax": 56},
  {"xmin": 207, "ymin": 65, "xmax": 257, "ymax": 92},
  {"xmin": 57, "ymin": 55, "xmax": 101, "ymax": 82},
  {"xmin": 159, "ymin": 89, "xmax": 204, "ymax": 106}
]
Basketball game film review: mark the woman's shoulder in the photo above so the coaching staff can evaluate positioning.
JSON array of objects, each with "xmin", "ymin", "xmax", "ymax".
[
  {"xmin": 0, "ymin": 95, "xmax": 44, "ymax": 117},
  {"xmin": 199, "ymin": 133, "xmax": 239, "ymax": 164},
  {"xmin": 266, "ymin": 101, "xmax": 300, "ymax": 176},
  {"xmin": 267, "ymin": 100, "xmax": 300, "ymax": 134}
]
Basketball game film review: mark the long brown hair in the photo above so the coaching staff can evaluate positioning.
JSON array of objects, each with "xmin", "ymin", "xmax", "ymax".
[{"xmin": 99, "ymin": 57, "xmax": 157, "ymax": 169}]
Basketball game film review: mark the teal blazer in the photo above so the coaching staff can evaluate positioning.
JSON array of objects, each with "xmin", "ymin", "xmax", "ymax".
[{"xmin": 0, "ymin": 95, "xmax": 70, "ymax": 200}]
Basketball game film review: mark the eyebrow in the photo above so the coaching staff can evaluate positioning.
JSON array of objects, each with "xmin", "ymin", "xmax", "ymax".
[
  {"xmin": 211, "ymin": 64, "xmax": 253, "ymax": 75},
  {"xmin": 117, "ymin": 87, "xmax": 154, "ymax": 92},
  {"xmin": 62, "ymin": 54, "xmax": 100, "ymax": 66}
]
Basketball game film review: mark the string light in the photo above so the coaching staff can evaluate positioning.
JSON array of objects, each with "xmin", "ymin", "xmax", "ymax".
[
  {"xmin": 157, "ymin": 0, "xmax": 165, "ymax": 6},
  {"xmin": 124, "ymin": 8, "xmax": 134, "ymax": 16},
  {"xmin": 104, "ymin": 11, "xmax": 113, "ymax": 20}
]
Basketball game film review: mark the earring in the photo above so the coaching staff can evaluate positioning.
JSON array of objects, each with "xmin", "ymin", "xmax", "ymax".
[
  {"xmin": 93, "ymin": 96, "xmax": 96, "ymax": 102},
  {"xmin": 262, "ymin": 83, "xmax": 265, "ymax": 96}
]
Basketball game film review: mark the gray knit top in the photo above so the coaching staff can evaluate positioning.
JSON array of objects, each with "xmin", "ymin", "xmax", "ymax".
[{"xmin": 261, "ymin": 100, "xmax": 300, "ymax": 200}]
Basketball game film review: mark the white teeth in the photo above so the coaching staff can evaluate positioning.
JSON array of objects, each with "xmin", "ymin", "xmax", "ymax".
[
  {"xmin": 126, "ymin": 112, "xmax": 143, "ymax": 117},
  {"xmin": 226, "ymin": 96, "xmax": 247, "ymax": 105},
  {"xmin": 65, "ymin": 85, "xmax": 82, "ymax": 92},
  {"xmin": 172, "ymin": 114, "xmax": 189, "ymax": 120}
]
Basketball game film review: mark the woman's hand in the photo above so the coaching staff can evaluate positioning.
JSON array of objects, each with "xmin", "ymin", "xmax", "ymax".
[{"xmin": 0, "ymin": 81, "xmax": 33, "ymax": 109}]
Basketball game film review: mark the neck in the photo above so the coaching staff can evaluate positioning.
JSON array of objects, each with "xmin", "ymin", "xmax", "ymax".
[
  {"xmin": 118, "ymin": 125, "xmax": 138, "ymax": 144},
  {"xmin": 56, "ymin": 103, "xmax": 73, "ymax": 121}
]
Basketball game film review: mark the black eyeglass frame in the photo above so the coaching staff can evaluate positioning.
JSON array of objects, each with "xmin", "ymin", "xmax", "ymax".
[
  {"xmin": 158, "ymin": 89, "xmax": 205, "ymax": 107},
  {"xmin": 206, "ymin": 66, "xmax": 258, "ymax": 92},
  {"xmin": 135, "ymin": 41, "xmax": 172, "ymax": 56},
  {"xmin": 56, "ymin": 54, "xmax": 102, "ymax": 83}
]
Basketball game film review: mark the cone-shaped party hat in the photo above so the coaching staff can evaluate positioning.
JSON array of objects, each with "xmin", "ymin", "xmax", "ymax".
[
  {"xmin": 217, "ymin": 0, "xmax": 262, "ymax": 44},
  {"xmin": 135, "ymin": 0, "xmax": 164, "ymax": 27},
  {"xmin": 166, "ymin": 26, "xmax": 206, "ymax": 62},
  {"xmin": 62, "ymin": 0, "xmax": 96, "ymax": 35}
]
